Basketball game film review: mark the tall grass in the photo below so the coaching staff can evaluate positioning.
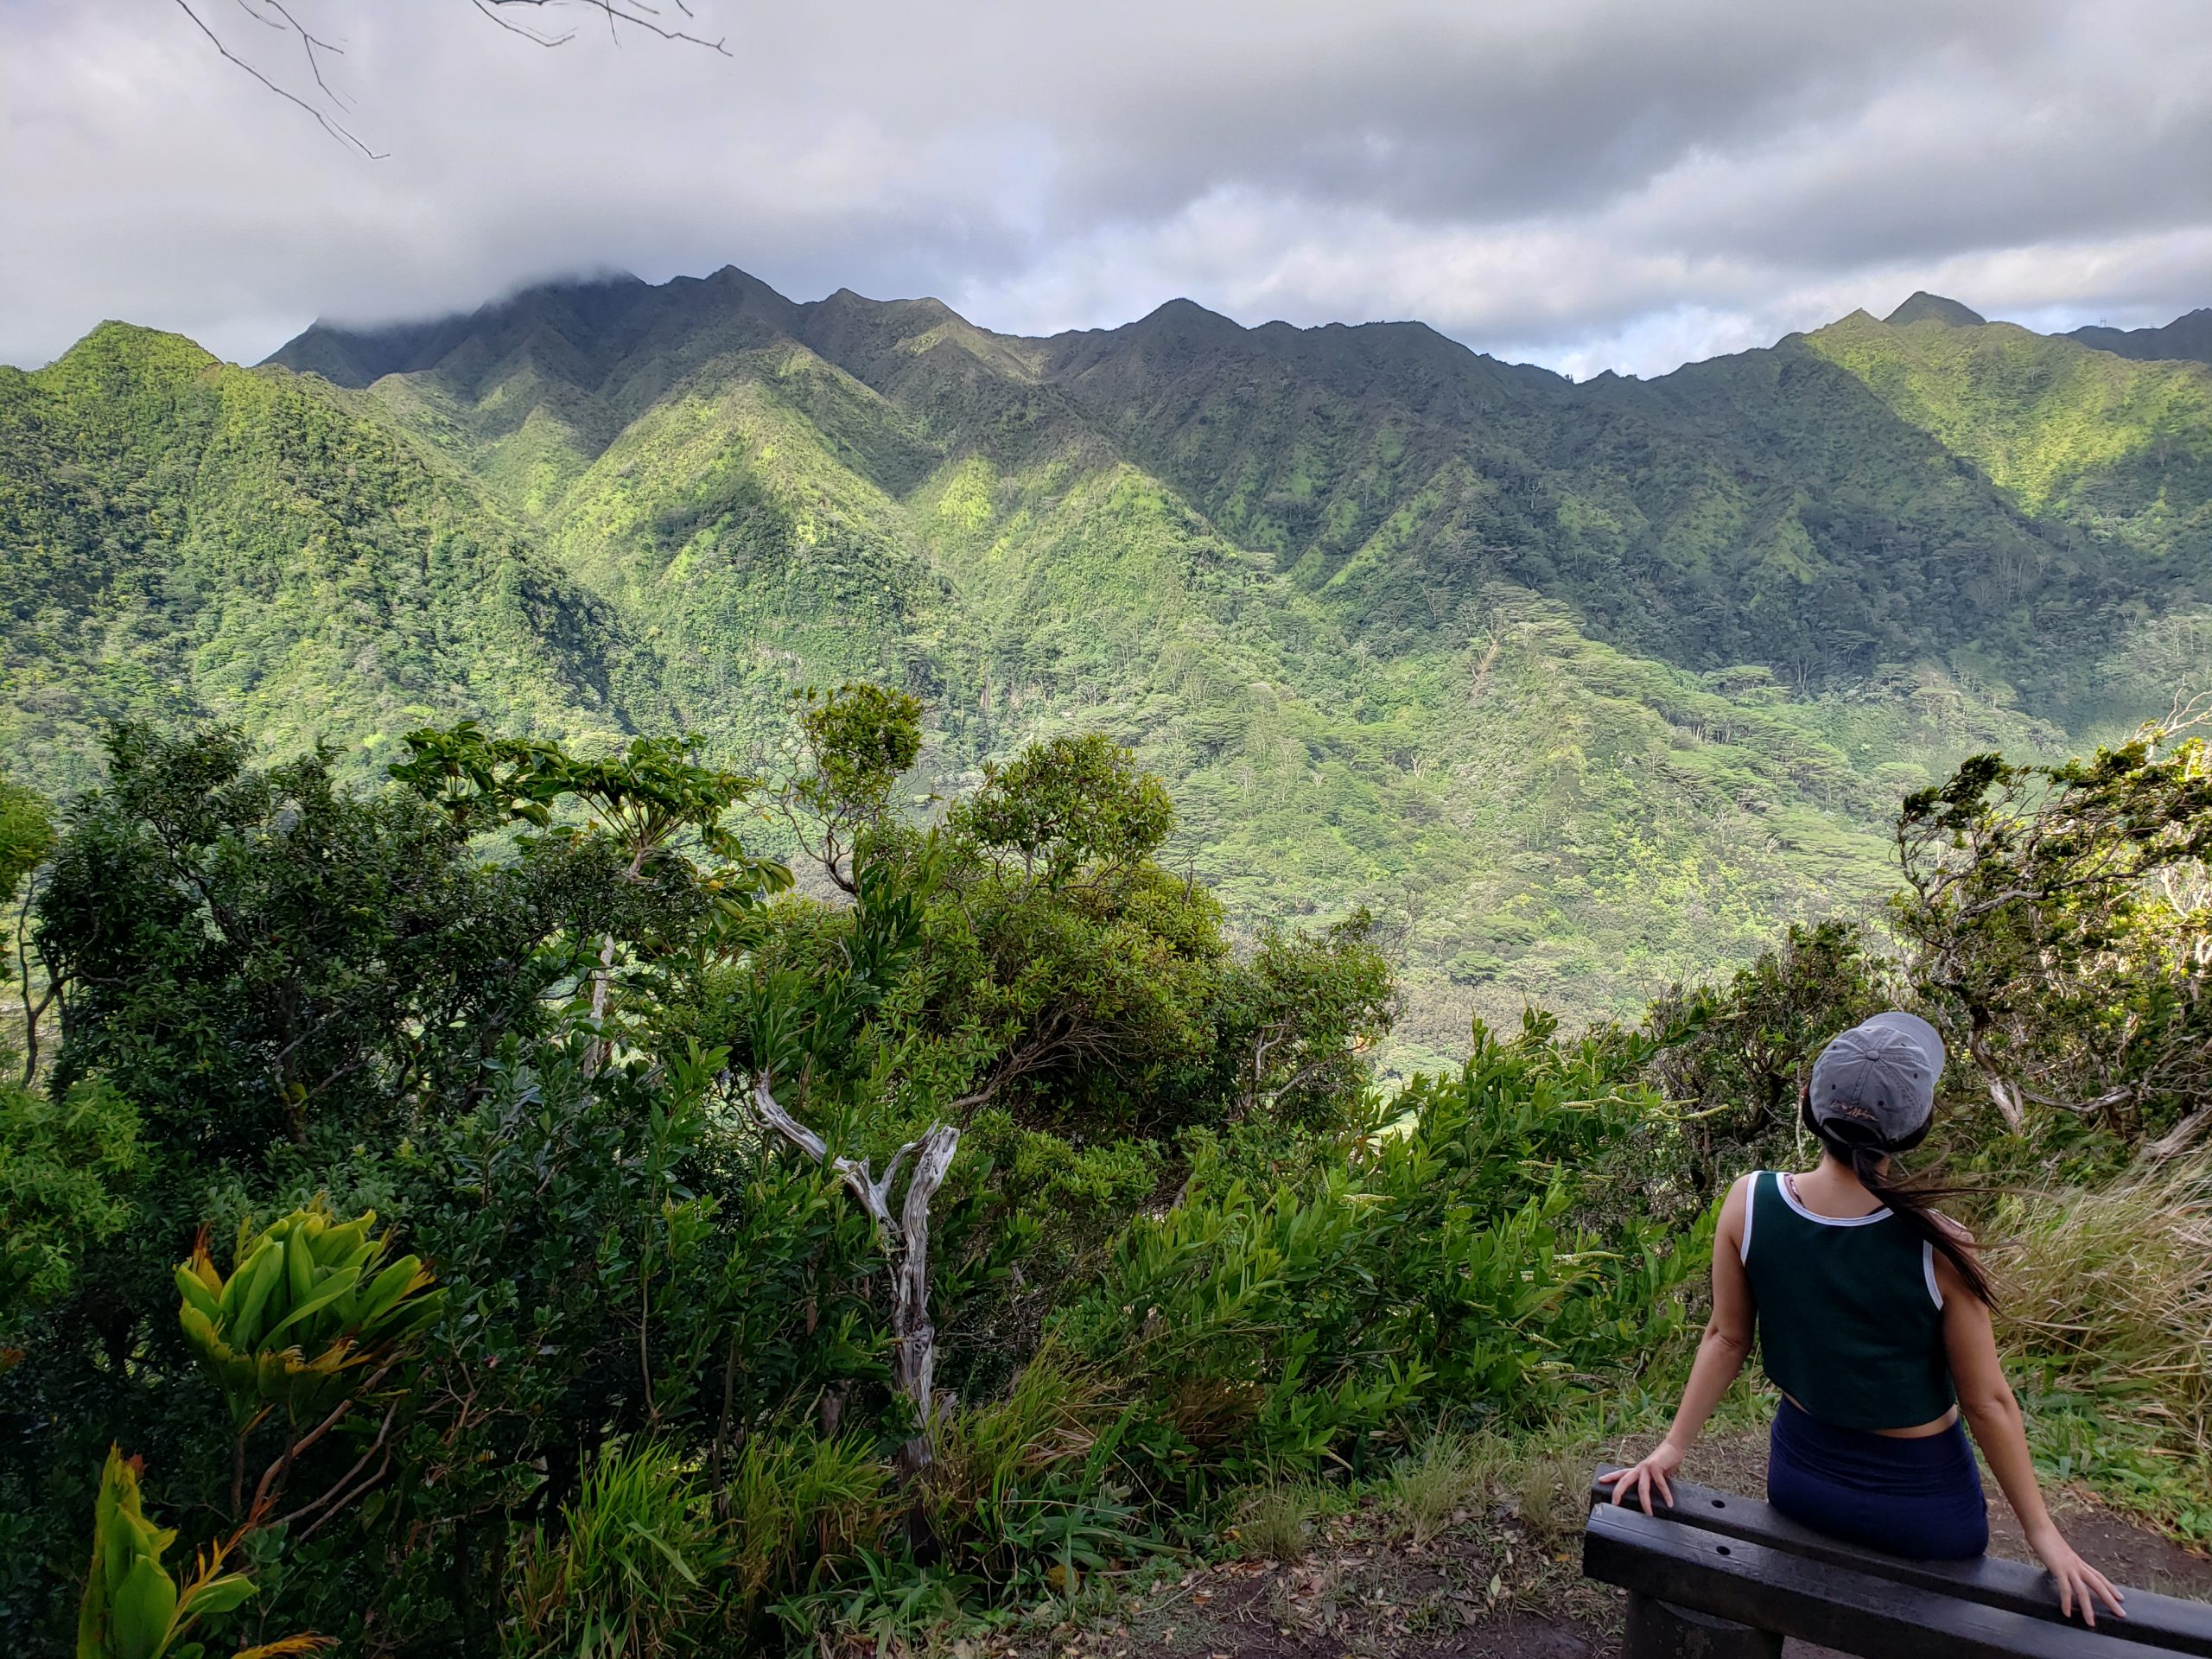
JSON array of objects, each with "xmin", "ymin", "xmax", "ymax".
[
  {"xmin": 504, "ymin": 1440, "xmax": 731, "ymax": 1659},
  {"xmin": 1994, "ymin": 1158, "xmax": 2212, "ymax": 1454},
  {"xmin": 726, "ymin": 1432, "xmax": 899, "ymax": 1608}
]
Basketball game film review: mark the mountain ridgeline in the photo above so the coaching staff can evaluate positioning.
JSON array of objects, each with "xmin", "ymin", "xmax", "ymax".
[{"xmin": 7, "ymin": 276, "xmax": 2212, "ymax": 1053}]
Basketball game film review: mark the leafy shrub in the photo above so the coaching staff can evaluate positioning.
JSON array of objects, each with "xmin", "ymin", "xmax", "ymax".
[{"xmin": 1062, "ymin": 1016, "xmax": 1713, "ymax": 1495}]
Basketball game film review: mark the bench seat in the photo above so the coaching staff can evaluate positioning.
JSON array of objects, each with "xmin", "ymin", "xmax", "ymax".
[{"xmin": 1584, "ymin": 1468, "xmax": 2212, "ymax": 1658}]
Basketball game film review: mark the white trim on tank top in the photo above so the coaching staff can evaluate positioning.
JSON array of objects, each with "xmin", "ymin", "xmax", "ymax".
[
  {"xmin": 1923, "ymin": 1240, "xmax": 1944, "ymax": 1309},
  {"xmin": 1739, "ymin": 1172, "xmax": 1757, "ymax": 1262},
  {"xmin": 1776, "ymin": 1170, "xmax": 1891, "ymax": 1226}
]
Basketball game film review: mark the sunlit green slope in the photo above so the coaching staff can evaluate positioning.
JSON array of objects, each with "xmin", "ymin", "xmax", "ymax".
[
  {"xmin": 10, "ymin": 274, "xmax": 2209, "ymax": 1047},
  {"xmin": 0, "ymin": 323, "xmax": 665, "ymax": 789},
  {"xmin": 1808, "ymin": 296, "xmax": 2212, "ymax": 569}
]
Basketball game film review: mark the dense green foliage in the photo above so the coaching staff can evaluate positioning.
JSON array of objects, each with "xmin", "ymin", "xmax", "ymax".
[
  {"xmin": 0, "ymin": 327, "xmax": 658, "ymax": 788},
  {"xmin": 10, "ymin": 278, "xmax": 2212, "ymax": 1054},
  {"xmin": 2, "ymin": 693, "xmax": 2209, "ymax": 1651}
]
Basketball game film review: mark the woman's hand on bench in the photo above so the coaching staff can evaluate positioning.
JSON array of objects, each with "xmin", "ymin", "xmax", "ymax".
[
  {"xmin": 2026, "ymin": 1522, "xmax": 2126, "ymax": 1627},
  {"xmin": 1598, "ymin": 1440, "xmax": 1684, "ymax": 1516}
]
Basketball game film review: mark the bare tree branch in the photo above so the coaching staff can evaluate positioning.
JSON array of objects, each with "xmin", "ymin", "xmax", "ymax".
[
  {"xmin": 747, "ymin": 1073, "xmax": 957, "ymax": 1477},
  {"xmin": 480, "ymin": 0, "xmax": 728, "ymax": 52},
  {"xmin": 180, "ymin": 0, "xmax": 729, "ymax": 158},
  {"xmin": 173, "ymin": 0, "xmax": 384, "ymax": 158}
]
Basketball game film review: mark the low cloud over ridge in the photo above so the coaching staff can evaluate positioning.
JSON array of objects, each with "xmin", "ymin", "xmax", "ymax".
[{"xmin": 5, "ymin": 0, "xmax": 2211, "ymax": 376}]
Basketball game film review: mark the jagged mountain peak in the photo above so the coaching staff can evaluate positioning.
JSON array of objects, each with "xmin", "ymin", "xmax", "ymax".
[{"xmin": 1885, "ymin": 292, "xmax": 1987, "ymax": 327}]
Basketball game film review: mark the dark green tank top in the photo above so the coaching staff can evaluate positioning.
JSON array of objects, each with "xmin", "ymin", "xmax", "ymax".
[{"xmin": 1742, "ymin": 1170, "xmax": 1955, "ymax": 1431}]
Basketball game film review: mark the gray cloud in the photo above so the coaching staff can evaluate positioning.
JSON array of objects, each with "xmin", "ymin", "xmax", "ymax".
[{"xmin": 3, "ymin": 0, "xmax": 2210, "ymax": 378}]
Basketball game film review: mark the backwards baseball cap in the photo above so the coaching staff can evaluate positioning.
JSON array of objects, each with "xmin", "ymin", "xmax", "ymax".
[{"xmin": 1808, "ymin": 1011, "xmax": 1946, "ymax": 1147}]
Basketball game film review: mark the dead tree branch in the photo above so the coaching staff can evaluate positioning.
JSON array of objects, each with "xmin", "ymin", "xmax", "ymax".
[
  {"xmin": 748, "ymin": 1074, "xmax": 957, "ymax": 1476},
  {"xmin": 172, "ymin": 0, "xmax": 384, "ymax": 158},
  {"xmin": 179, "ymin": 0, "xmax": 728, "ymax": 157}
]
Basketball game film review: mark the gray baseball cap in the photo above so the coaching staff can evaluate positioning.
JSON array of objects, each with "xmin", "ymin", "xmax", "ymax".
[{"xmin": 1808, "ymin": 1011, "xmax": 1946, "ymax": 1146}]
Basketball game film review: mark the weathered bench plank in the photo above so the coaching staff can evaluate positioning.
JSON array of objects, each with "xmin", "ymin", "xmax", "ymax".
[
  {"xmin": 1586, "ymin": 1504, "xmax": 2152, "ymax": 1659},
  {"xmin": 1591, "ymin": 1468, "xmax": 2212, "ymax": 1656}
]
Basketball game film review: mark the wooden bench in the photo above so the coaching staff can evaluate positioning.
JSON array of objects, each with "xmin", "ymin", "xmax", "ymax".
[{"xmin": 1584, "ymin": 1467, "xmax": 2212, "ymax": 1658}]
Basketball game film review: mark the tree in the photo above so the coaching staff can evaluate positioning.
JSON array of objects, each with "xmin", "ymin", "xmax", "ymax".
[
  {"xmin": 949, "ymin": 734, "xmax": 1174, "ymax": 889},
  {"xmin": 2, "ymin": 772, "xmax": 57, "ymax": 1082},
  {"xmin": 778, "ymin": 683, "xmax": 925, "ymax": 895},
  {"xmin": 36, "ymin": 725, "xmax": 663, "ymax": 1157},
  {"xmin": 1643, "ymin": 918, "xmax": 1892, "ymax": 1202},
  {"xmin": 1213, "ymin": 910, "xmax": 1396, "ymax": 1129},
  {"xmin": 1895, "ymin": 710, "xmax": 2212, "ymax": 1154},
  {"xmin": 391, "ymin": 721, "xmax": 789, "ymax": 1064}
]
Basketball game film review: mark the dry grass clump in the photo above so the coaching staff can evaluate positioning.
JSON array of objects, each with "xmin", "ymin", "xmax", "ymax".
[
  {"xmin": 1233, "ymin": 1481, "xmax": 1319, "ymax": 1561},
  {"xmin": 1993, "ymin": 1157, "xmax": 2212, "ymax": 1452},
  {"xmin": 1506, "ymin": 1452, "xmax": 1584, "ymax": 1550},
  {"xmin": 1386, "ymin": 1428, "xmax": 1503, "ymax": 1546}
]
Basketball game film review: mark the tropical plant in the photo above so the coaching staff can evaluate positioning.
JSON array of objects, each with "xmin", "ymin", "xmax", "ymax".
[
  {"xmin": 175, "ymin": 1198, "xmax": 442, "ymax": 1516},
  {"xmin": 74, "ymin": 1446, "xmax": 327, "ymax": 1659}
]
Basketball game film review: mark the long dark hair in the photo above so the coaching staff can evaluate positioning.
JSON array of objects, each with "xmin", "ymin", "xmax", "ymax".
[{"xmin": 1797, "ymin": 1096, "xmax": 1998, "ymax": 1306}]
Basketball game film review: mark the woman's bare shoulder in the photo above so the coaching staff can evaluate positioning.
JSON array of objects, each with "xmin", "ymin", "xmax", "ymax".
[{"xmin": 1929, "ymin": 1210, "xmax": 1978, "ymax": 1248}]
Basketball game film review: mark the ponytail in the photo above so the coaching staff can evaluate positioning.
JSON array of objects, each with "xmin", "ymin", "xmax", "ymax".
[{"xmin": 1799, "ymin": 1099, "xmax": 1998, "ymax": 1307}]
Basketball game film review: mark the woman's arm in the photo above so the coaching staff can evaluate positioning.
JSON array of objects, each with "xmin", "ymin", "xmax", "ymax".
[
  {"xmin": 1600, "ymin": 1173, "xmax": 1756, "ymax": 1516},
  {"xmin": 1938, "ymin": 1243, "xmax": 2125, "ymax": 1625}
]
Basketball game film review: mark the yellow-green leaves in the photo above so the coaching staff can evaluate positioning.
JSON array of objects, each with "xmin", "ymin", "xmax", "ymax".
[
  {"xmin": 75, "ymin": 1445, "xmax": 319, "ymax": 1659},
  {"xmin": 174, "ymin": 1198, "xmax": 443, "ymax": 1426}
]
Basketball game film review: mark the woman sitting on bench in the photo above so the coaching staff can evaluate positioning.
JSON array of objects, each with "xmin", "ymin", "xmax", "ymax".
[{"xmin": 1600, "ymin": 1012, "xmax": 2126, "ymax": 1626}]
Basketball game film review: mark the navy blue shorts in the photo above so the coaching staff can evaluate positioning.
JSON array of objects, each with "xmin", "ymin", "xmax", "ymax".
[{"xmin": 1767, "ymin": 1397, "xmax": 1989, "ymax": 1560}]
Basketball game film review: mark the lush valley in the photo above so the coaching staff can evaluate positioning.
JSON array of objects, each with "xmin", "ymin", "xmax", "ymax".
[
  {"xmin": 8, "ymin": 276, "xmax": 2212, "ymax": 1056},
  {"xmin": 10, "ymin": 276, "xmax": 2212, "ymax": 1656}
]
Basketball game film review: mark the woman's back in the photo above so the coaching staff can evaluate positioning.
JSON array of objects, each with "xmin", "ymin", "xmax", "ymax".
[{"xmin": 1742, "ymin": 1169, "xmax": 1954, "ymax": 1432}]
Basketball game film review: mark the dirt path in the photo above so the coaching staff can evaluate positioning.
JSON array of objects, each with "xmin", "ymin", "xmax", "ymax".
[{"xmin": 1003, "ymin": 1425, "xmax": 2212, "ymax": 1659}]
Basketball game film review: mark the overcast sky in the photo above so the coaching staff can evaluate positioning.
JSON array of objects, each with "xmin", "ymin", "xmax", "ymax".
[{"xmin": 6, "ymin": 0, "xmax": 2211, "ymax": 378}]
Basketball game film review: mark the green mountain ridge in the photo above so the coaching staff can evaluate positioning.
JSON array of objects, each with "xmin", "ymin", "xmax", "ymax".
[
  {"xmin": 0, "ymin": 322, "xmax": 665, "ymax": 784},
  {"xmin": 2067, "ymin": 306, "xmax": 2212, "ymax": 366},
  {"xmin": 8, "ymin": 276, "xmax": 2212, "ymax": 1058}
]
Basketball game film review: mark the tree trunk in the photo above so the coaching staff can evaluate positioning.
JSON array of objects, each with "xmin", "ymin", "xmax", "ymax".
[{"xmin": 748, "ymin": 1076, "xmax": 960, "ymax": 1476}]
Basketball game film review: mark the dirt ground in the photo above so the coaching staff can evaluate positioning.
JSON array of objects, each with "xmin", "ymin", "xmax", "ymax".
[{"xmin": 998, "ymin": 1424, "xmax": 2212, "ymax": 1659}]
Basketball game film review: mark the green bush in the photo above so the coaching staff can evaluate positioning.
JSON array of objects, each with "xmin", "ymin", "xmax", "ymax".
[{"xmin": 1062, "ymin": 1016, "xmax": 1713, "ymax": 1496}]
